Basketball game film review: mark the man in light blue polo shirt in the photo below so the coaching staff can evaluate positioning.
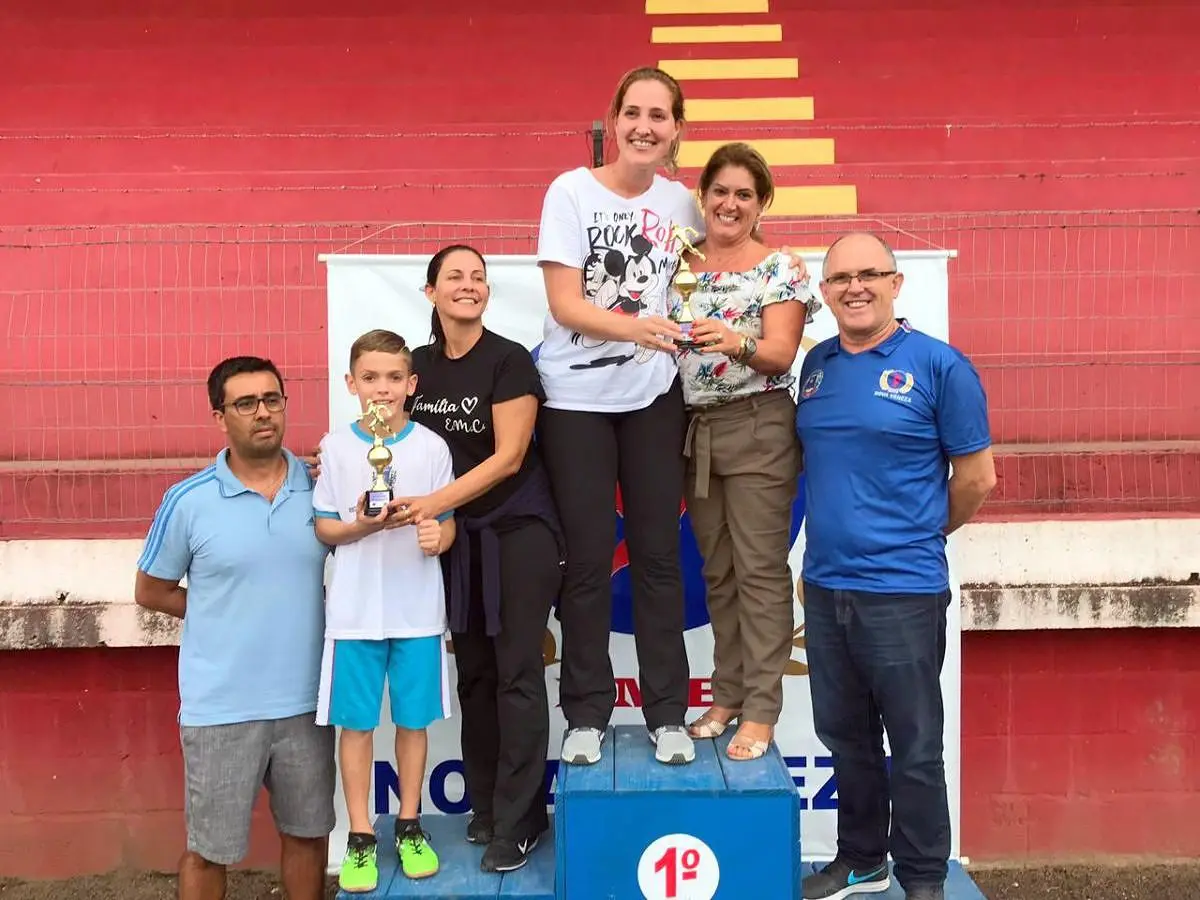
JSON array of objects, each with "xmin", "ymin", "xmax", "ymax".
[
  {"xmin": 135, "ymin": 356, "xmax": 334, "ymax": 900},
  {"xmin": 796, "ymin": 233, "xmax": 996, "ymax": 900}
]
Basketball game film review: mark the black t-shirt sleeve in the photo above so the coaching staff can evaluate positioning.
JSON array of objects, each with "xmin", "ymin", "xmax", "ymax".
[{"xmin": 493, "ymin": 342, "xmax": 545, "ymax": 405}]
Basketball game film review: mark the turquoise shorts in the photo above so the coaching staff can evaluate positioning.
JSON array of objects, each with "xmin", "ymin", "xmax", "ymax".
[{"xmin": 317, "ymin": 635, "xmax": 450, "ymax": 732}]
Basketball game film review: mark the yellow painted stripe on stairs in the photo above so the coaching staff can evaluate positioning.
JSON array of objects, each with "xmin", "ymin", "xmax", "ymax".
[
  {"xmin": 679, "ymin": 138, "xmax": 834, "ymax": 168},
  {"xmin": 651, "ymin": 24, "xmax": 783, "ymax": 43},
  {"xmin": 687, "ymin": 97, "xmax": 814, "ymax": 122},
  {"xmin": 661, "ymin": 57, "xmax": 798, "ymax": 80},
  {"xmin": 647, "ymin": 0, "xmax": 769, "ymax": 13},
  {"xmin": 766, "ymin": 186, "xmax": 859, "ymax": 217}
]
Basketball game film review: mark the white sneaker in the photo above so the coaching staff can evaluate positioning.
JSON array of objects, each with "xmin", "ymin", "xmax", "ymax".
[
  {"xmin": 561, "ymin": 727, "xmax": 604, "ymax": 765},
  {"xmin": 649, "ymin": 725, "xmax": 695, "ymax": 765}
]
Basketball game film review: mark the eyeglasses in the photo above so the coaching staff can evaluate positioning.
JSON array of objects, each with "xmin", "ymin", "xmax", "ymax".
[
  {"xmin": 823, "ymin": 269, "xmax": 898, "ymax": 287},
  {"xmin": 221, "ymin": 393, "xmax": 287, "ymax": 416}
]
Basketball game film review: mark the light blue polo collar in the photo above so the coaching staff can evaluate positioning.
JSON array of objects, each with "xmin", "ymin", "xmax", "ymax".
[{"xmin": 214, "ymin": 448, "xmax": 311, "ymax": 497}]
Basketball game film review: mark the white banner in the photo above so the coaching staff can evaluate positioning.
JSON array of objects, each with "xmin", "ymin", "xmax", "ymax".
[{"xmin": 321, "ymin": 250, "xmax": 961, "ymax": 865}]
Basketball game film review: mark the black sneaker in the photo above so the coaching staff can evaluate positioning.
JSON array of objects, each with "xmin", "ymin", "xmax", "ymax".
[
  {"xmin": 480, "ymin": 833, "xmax": 540, "ymax": 873},
  {"xmin": 802, "ymin": 858, "xmax": 890, "ymax": 899},
  {"xmin": 905, "ymin": 885, "xmax": 945, "ymax": 900},
  {"xmin": 466, "ymin": 813, "xmax": 494, "ymax": 845}
]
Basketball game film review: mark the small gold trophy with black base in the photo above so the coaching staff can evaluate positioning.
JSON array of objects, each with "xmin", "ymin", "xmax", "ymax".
[
  {"xmin": 363, "ymin": 400, "xmax": 394, "ymax": 517},
  {"xmin": 670, "ymin": 223, "xmax": 707, "ymax": 351}
]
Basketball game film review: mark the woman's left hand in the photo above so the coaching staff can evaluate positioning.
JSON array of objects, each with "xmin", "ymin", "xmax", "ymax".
[
  {"xmin": 690, "ymin": 318, "xmax": 742, "ymax": 356},
  {"xmin": 779, "ymin": 246, "xmax": 810, "ymax": 282}
]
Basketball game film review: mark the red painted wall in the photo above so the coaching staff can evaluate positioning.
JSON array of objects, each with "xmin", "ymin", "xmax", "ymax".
[
  {"xmin": 3, "ymin": 4, "xmax": 1199, "ymax": 225},
  {"xmin": 960, "ymin": 629, "xmax": 1200, "ymax": 859},
  {"xmin": 2, "ymin": 1, "xmax": 1197, "ymax": 537},
  {"xmin": 1, "ymin": 2, "xmax": 1198, "ymax": 877},
  {"xmin": 3, "ymin": 632, "xmax": 1197, "ymax": 878}
]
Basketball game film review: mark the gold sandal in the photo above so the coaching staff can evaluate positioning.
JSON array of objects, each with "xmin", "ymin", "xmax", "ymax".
[
  {"xmin": 687, "ymin": 708, "xmax": 740, "ymax": 740},
  {"xmin": 726, "ymin": 727, "xmax": 772, "ymax": 761}
]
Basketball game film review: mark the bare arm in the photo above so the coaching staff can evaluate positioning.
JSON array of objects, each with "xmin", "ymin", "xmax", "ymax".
[
  {"xmin": 419, "ymin": 396, "xmax": 539, "ymax": 520},
  {"xmin": 691, "ymin": 299, "xmax": 806, "ymax": 375},
  {"xmin": 314, "ymin": 497, "xmax": 392, "ymax": 546},
  {"xmin": 134, "ymin": 570, "xmax": 188, "ymax": 619},
  {"xmin": 542, "ymin": 263, "xmax": 640, "ymax": 342},
  {"xmin": 945, "ymin": 447, "xmax": 997, "ymax": 534},
  {"xmin": 748, "ymin": 300, "xmax": 806, "ymax": 376},
  {"xmin": 438, "ymin": 517, "xmax": 456, "ymax": 553}
]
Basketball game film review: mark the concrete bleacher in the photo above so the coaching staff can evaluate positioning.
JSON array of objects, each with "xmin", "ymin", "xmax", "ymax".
[
  {"xmin": 2, "ymin": 0, "xmax": 1196, "ymax": 536},
  {"xmin": 3, "ymin": 1, "xmax": 1197, "ymax": 224}
]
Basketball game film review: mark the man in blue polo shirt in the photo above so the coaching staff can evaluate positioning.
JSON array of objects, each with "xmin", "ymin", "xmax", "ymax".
[
  {"xmin": 134, "ymin": 356, "xmax": 334, "ymax": 900},
  {"xmin": 796, "ymin": 233, "xmax": 996, "ymax": 900}
]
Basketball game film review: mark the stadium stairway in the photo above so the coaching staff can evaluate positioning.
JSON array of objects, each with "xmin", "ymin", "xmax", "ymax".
[{"xmin": 1, "ymin": 0, "xmax": 1197, "ymax": 536}]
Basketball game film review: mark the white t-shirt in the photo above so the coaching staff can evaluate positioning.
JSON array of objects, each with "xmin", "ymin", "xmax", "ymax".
[
  {"xmin": 535, "ymin": 166, "xmax": 703, "ymax": 413},
  {"xmin": 312, "ymin": 419, "xmax": 455, "ymax": 640}
]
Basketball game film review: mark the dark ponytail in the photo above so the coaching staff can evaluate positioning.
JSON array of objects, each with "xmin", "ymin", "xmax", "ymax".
[
  {"xmin": 430, "ymin": 307, "xmax": 447, "ymax": 354},
  {"xmin": 425, "ymin": 243, "xmax": 487, "ymax": 357}
]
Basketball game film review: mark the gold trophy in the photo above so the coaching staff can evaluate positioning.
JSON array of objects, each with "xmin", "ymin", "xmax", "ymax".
[
  {"xmin": 670, "ymin": 223, "xmax": 707, "ymax": 350},
  {"xmin": 363, "ymin": 400, "xmax": 394, "ymax": 517}
]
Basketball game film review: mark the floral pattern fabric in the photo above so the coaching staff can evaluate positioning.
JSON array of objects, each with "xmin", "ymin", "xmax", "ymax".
[{"xmin": 673, "ymin": 251, "xmax": 821, "ymax": 408}]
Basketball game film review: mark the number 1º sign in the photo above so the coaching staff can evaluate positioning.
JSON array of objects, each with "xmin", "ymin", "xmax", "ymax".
[{"xmin": 636, "ymin": 833, "xmax": 721, "ymax": 900}]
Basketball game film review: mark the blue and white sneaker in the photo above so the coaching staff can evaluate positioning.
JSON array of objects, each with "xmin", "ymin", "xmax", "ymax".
[{"xmin": 802, "ymin": 858, "xmax": 890, "ymax": 899}]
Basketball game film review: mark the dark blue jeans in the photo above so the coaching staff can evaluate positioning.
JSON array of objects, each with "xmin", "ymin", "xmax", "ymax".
[{"xmin": 803, "ymin": 582, "xmax": 952, "ymax": 890}]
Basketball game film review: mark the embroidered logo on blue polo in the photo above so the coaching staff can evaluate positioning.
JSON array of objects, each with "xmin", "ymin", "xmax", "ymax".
[
  {"xmin": 801, "ymin": 369, "xmax": 824, "ymax": 398},
  {"xmin": 875, "ymin": 368, "xmax": 915, "ymax": 404}
]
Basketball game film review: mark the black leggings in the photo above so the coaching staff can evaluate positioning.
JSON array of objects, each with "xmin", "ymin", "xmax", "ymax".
[
  {"xmin": 536, "ymin": 378, "xmax": 690, "ymax": 732},
  {"xmin": 454, "ymin": 519, "xmax": 561, "ymax": 842}
]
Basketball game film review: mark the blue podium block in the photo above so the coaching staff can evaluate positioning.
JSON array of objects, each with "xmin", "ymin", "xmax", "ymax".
[
  {"xmin": 555, "ymin": 725, "xmax": 801, "ymax": 900},
  {"xmin": 335, "ymin": 814, "xmax": 555, "ymax": 899},
  {"xmin": 800, "ymin": 862, "xmax": 987, "ymax": 899}
]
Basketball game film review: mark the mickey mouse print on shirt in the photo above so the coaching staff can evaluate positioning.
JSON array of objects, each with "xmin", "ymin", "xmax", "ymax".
[
  {"xmin": 575, "ymin": 217, "xmax": 677, "ymax": 370},
  {"xmin": 535, "ymin": 167, "xmax": 703, "ymax": 414}
]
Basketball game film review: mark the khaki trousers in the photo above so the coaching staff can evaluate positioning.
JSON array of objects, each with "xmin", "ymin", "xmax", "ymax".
[{"xmin": 684, "ymin": 388, "xmax": 801, "ymax": 725}]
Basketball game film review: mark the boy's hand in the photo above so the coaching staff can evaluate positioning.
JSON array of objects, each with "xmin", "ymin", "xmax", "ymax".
[
  {"xmin": 354, "ymin": 493, "xmax": 392, "ymax": 534},
  {"xmin": 416, "ymin": 518, "xmax": 443, "ymax": 556}
]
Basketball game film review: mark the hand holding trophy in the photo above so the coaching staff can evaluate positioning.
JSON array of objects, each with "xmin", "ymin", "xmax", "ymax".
[
  {"xmin": 670, "ymin": 223, "xmax": 707, "ymax": 351},
  {"xmin": 362, "ymin": 400, "xmax": 394, "ymax": 518}
]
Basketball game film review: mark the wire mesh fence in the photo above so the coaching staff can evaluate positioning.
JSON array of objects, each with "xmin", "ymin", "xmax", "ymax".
[{"xmin": 1, "ymin": 211, "xmax": 1197, "ymax": 538}]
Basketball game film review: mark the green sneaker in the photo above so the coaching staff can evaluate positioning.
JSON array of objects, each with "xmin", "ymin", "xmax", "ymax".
[
  {"xmin": 338, "ymin": 833, "xmax": 378, "ymax": 893},
  {"xmin": 396, "ymin": 821, "xmax": 440, "ymax": 879}
]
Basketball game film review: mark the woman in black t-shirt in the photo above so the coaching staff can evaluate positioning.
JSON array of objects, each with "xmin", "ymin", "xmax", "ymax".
[{"xmin": 391, "ymin": 244, "xmax": 564, "ymax": 875}]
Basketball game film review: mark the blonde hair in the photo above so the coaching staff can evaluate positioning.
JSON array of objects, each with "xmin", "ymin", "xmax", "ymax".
[{"xmin": 349, "ymin": 329, "xmax": 411, "ymax": 373}]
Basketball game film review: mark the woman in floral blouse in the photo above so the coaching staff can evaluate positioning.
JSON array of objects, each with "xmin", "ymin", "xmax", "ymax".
[{"xmin": 673, "ymin": 142, "xmax": 819, "ymax": 760}]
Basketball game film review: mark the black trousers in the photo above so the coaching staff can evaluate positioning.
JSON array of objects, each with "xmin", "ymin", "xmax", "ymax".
[
  {"xmin": 536, "ymin": 378, "xmax": 690, "ymax": 732},
  {"xmin": 454, "ymin": 519, "xmax": 561, "ymax": 842}
]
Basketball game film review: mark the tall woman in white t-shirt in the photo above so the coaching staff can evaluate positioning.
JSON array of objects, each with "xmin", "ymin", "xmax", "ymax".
[{"xmin": 535, "ymin": 67, "xmax": 702, "ymax": 767}]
